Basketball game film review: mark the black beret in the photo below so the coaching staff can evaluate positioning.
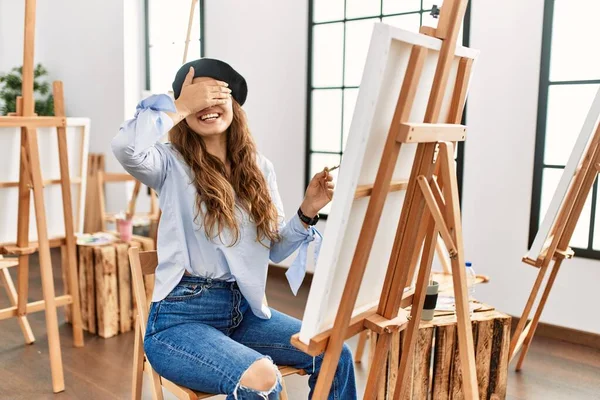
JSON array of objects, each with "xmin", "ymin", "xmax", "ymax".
[{"xmin": 172, "ymin": 58, "xmax": 248, "ymax": 106}]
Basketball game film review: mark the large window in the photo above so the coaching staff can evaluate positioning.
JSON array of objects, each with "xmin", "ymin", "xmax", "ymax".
[
  {"xmin": 530, "ymin": 0, "xmax": 600, "ymax": 259},
  {"xmin": 145, "ymin": 0, "xmax": 204, "ymax": 93},
  {"xmin": 306, "ymin": 0, "xmax": 469, "ymax": 215}
]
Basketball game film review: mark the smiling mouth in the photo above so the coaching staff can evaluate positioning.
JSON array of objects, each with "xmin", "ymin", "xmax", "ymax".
[{"xmin": 197, "ymin": 111, "xmax": 222, "ymax": 123}]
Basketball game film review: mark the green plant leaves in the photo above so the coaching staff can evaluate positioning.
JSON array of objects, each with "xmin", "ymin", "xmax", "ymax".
[{"xmin": 0, "ymin": 63, "xmax": 55, "ymax": 116}]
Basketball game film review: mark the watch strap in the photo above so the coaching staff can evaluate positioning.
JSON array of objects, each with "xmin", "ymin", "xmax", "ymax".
[{"xmin": 297, "ymin": 207, "xmax": 319, "ymax": 225}]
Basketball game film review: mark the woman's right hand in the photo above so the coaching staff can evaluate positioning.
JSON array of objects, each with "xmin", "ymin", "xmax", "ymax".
[{"xmin": 170, "ymin": 67, "xmax": 231, "ymax": 123}]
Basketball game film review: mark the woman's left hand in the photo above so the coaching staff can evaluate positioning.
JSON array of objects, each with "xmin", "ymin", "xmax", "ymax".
[{"xmin": 300, "ymin": 168, "xmax": 335, "ymax": 217}]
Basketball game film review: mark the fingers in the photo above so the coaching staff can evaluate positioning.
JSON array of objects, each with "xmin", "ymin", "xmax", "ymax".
[
  {"xmin": 313, "ymin": 170, "xmax": 327, "ymax": 180},
  {"xmin": 188, "ymin": 80, "xmax": 230, "ymax": 92},
  {"xmin": 212, "ymin": 92, "xmax": 230, "ymax": 99},
  {"xmin": 310, "ymin": 168, "xmax": 335, "ymax": 190},
  {"xmin": 183, "ymin": 66, "xmax": 194, "ymax": 87},
  {"xmin": 209, "ymin": 86, "xmax": 233, "ymax": 94},
  {"xmin": 319, "ymin": 167, "xmax": 335, "ymax": 179},
  {"xmin": 199, "ymin": 80, "xmax": 229, "ymax": 91},
  {"xmin": 208, "ymin": 82, "xmax": 230, "ymax": 91},
  {"xmin": 206, "ymin": 98, "xmax": 229, "ymax": 107}
]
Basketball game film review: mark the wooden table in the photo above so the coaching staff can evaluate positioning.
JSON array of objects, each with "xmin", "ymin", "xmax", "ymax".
[{"xmin": 63, "ymin": 234, "xmax": 154, "ymax": 339}]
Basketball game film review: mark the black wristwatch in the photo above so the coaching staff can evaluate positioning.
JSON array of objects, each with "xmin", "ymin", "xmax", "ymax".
[{"xmin": 297, "ymin": 207, "xmax": 319, "ymax": 226}]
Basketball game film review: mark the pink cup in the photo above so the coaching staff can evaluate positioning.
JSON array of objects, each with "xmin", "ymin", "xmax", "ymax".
[{"xmin": 117, "ymin": 218, "xmax": 133, "ymax": 242}]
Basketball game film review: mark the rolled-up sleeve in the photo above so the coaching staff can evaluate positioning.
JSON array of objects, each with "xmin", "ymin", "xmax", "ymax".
[
  {"xmin": 265, "ymin": 160, "xmax": 322, "ymax": 295},
  {"xmin": 111, "ymin": 94, "xmax": 176, "ymax": 191}
]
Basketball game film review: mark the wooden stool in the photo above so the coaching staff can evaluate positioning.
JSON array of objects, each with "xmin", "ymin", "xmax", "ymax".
[
  {"xmin": 360, "ymin": 305, "xmax": 510, "ymax": 399},
  {"xmin": 128, "ymin": 248, "xmax": 305, "ymax": 399}
]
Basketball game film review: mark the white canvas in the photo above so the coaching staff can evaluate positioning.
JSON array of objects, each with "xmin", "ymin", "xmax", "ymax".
[
  {"xmin": 299, "ymin": 23, "xmax": 478, "ymax": 344},
  {"xmin": 527, "ymin": 87, "xmax": 600, "ymax": 261},
  {"xmin": 0, "ymin": 118, "xmax": 90, "ymax": 243}
]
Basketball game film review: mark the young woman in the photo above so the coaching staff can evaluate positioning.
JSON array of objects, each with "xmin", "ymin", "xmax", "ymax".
[{"xmin": 112, "ymin": 58, "xmax": 356, "ymax": 399}]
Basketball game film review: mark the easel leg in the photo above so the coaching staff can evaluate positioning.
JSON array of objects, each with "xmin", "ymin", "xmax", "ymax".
[
  {"xmin": 364, "ymin": 331, "xmax": 393, "ymax": 399},
  {"xmin": 1, "ymin": 267, "xmax": 35, "ymax": 344},
  {"xmin": 447, "ymin": 241, "xmax": 478, "ymax": 399},
  {"xmin": 509, "ymin": 264, "xmax": 549, "ymax": 362},
  {"xmin": 406, "ymin": 214, "xmax": 429, "ymax": 287},
  {"xmin": 438, "ymin": 142, "xmax": 478, "ymax": 399},
  {"xmin": 17, "ymin": 140, "xmax": 31, "ymax": 317},
  {"xmin": 26, "ymin": 127, "xmax": 65, "ymax": 393},
  {"xmin": 97, "ymin": 168, "xmax": 107, "ymax": 232},
  {"xmin": 60, "ymin": 245, "xmax": 71, "ymax": 322},
  {"xmin": 388, "ymin": 330, "xmax": 401, "ymax": 398},
  {"xmin": 515, "ymin": 258, "xmax": 563, "ymax": 370},
  {"xmin": 14, "ymin": 115, "xmax": 34, "ymax": 343},
  {"xmin": 354, "ymin": 330, "xmax": 369, "ymax": 363},
  {"xmin": 393, "ymin": 219, "xmax": 437, "ymax": 400},
  {"xmin": 54, "ymin": 81, "xmax": 85, "ymax": 347},
  {"xmin": 435, "ymin": 236, "xmax": 452, "ymax": 275},
  {"xmin": 432, "ymin": 166, "xmax": 452, "ymax": 275},
  {"xmin": 366, "ymin": 332, "xmax": 389, "ymax": 400}
]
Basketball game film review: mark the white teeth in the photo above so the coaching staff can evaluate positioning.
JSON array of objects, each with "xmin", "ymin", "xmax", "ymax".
[{"xmin": 200, "ymin": 113, "xmax": 219, "ymax": 121}]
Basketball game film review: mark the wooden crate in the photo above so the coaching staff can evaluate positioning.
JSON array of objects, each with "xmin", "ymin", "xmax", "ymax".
[
  {"xmin": 63, "ymin": 234, "xmax": 154, "ymax": 338},
  {"xmin": 379, "ymin": 307, "xmax": 510, "ymax": 400}
]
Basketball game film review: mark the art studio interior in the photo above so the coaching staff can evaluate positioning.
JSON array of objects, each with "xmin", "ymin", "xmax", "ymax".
[{"xmin": 1, "ymin": 0, "xmax": 599, "ymax": 399}]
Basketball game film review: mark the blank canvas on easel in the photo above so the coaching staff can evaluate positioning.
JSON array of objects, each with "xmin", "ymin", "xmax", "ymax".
[
  {"xmin": 299, "ymin": 23, "xmax": 478, "ymax": 344},
  {"xmin": 0, "ymin": 118, "xmax": 90, "ymax": 243},
  {"xmin": 527, "ymin": 86, "xmax": 600, "ymax": 262}
]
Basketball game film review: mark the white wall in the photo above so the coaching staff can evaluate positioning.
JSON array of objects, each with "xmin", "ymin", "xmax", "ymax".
[
  {"xmin": 0, "ymin": 0, "xmax": 147, "ymax": 212},
  {"xmin": 0, "ymin": 0, "xmax": 128, "ymax": 171},
  {"xmin": 463, "ymin": 0, "xmax": 600, "ymax": 334},
  {"xmin": 203, "ymin": 0, "xmax": 310, "ymax": 230},
  {"xmin": 124, "ymin": 0, "xmax": 146, "ymax": 124},
  {"xmin": 0, "ymin": 1, "xmax": 25, "ymax": 73}
]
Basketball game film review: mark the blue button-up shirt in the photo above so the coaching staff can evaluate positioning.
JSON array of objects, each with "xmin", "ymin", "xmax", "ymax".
[{"xmin": 111, "ymin": 94, "xmax": 320, "ymax": 319}]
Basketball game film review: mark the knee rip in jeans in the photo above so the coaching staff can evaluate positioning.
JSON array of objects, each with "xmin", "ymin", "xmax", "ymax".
[{"xmin": 233, "ymin": 356, "xmax": 282, "ymax": 399}]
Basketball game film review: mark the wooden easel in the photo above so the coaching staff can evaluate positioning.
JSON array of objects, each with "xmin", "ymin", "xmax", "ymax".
[
  {"xmin": 291, "ymin": 1, "xmax": 479, "ymax": 398},
  {"xmin": 0, "ymin": 0, "xmax": 84, "ymax": 393},
  {"xmin": 183, "ymin": 0, "xmax": 199, "ymax": 64},
  {"xmin": 84, "ymin": 153, "xmax": 159, "ymax": 240},
  {"xmin": 510, "ymin": 106, "xmax": 600, "ymax": 371}
]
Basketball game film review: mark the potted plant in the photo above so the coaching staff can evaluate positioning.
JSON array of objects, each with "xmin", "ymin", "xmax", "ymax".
[{"xmin": 0, "ymin": 64, "xmax": 54, "ymax": 116}]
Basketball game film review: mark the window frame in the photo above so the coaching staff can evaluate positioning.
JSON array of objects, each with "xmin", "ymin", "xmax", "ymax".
[
  {"xmin": 529, "ymin": 0, "xmax": 600, "ymax": 260},
  {"xmin": 144, "ymin": 0, "xmax": 205, "ymax": 92},
  {"xmin": 305, "ymin": 1, "xmax": 471, "ymax": 217}
]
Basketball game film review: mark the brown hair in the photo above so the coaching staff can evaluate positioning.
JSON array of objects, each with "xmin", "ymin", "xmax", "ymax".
[{"xmin": 169, "ymin": 100, "xmax": 280, "ymax": 246}]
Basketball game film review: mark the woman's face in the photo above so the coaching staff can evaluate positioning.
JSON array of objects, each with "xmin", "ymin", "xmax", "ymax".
[{"xmin": 185, "ymin": 76, "xmax": 234, "ymax": 137}]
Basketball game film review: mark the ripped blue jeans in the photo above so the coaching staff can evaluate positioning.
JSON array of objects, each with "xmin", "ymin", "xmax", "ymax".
[{"xmin": 144, "ymin": 276, "xmax": 357, "ymax": 399}]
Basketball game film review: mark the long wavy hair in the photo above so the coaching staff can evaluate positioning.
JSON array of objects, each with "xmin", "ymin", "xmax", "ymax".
[{"xmin": 169, "ymin": 100, "xmax": 280, "ymax": 247}]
